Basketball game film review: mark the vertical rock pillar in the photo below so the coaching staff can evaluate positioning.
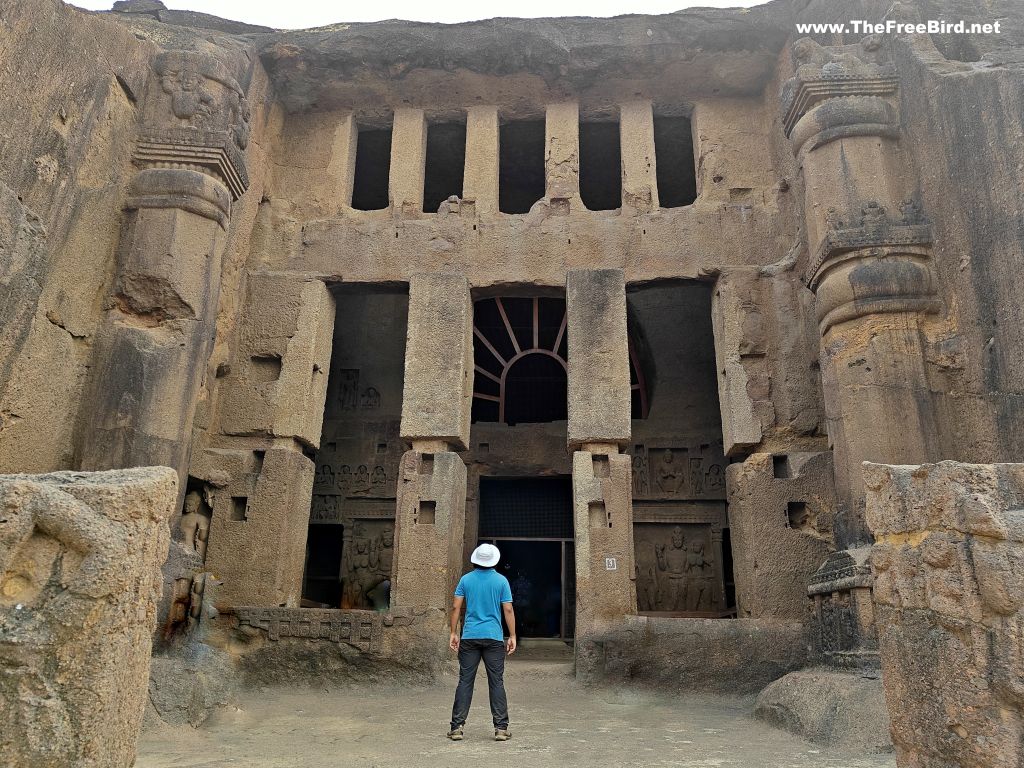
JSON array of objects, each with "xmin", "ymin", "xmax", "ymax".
[
  {"xmin": 77, "ymin": 50, "xmax": 252, "ymax": 497},
  {"xmin": 782, "ymin": 39, "xmax": 941, "ymax": 548},
  {"xmin": 0, "ymin": 467, "xmax": 177, "ymax": 766},
  {"xmin": 865, "ymin": 461, "xmax": 1024, "ymax": 768},
  {"xmin": 545, "ymin": 102, "xmax": 581, "ymax": 207},
  {"xmin": 463, "ymin": 106, "xmax": 500, "ymax": 216},
  {"xmin": 389, "ymin": 108, "xmax": 427, "ymax": 215},
  {"xmin": 566, "ymin": 269, "xmax": 636, "ymax": 650},
  {"xmin": 619, "ymin": 100, "xmax": 659, "ymax": 214},
  {"xmin": 392, "ymin": 273, "xmax": 473, "ymax": 612}
]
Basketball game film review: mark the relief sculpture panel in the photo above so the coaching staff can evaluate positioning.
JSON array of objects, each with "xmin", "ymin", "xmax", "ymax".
[
  {"xmin": 633, "ymin": 520, "xmax": 728, "ymax": 615},
  {"xmin": 340, "ymin": 521, "xmax": 395, "ymax": 610},
  {"xmin": 630, "ymin": 441, "xmax": 727, "ymax": 501}
]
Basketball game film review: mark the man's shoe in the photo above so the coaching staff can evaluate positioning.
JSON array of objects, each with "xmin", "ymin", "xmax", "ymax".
[
  {"xmin": 447, "ymin": 727, "xmax": 464, "ymax": 741},
  {"xmin": 494, "ymin": 729, "xmax": 511, "ymax": 741}
]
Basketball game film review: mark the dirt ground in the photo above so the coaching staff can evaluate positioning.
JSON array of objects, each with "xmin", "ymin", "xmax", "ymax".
[{"xmin": 137, "ymin": 648, "xmax": 896, "ymax": 768}]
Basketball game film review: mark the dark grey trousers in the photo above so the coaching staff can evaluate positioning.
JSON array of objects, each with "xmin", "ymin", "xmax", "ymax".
[{"xmin": 450, "ymin": 638, "xmax": 509, "ymax": 730}]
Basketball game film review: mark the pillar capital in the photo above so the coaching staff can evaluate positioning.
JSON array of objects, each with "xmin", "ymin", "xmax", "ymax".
[
  {"xmin": 782, "ymin": 39, "xmax": 898, "ymax": 153},
  {"xmin": 806, "ymin": 199, "xmax": 940, "ymax": 334},
  {"xmin": 126, "ymin": 167, "xmax": 231, "ymax": 226},
  {"xmin": 134, "ymin": 49, "xmax": 252, "ymax": 201}
]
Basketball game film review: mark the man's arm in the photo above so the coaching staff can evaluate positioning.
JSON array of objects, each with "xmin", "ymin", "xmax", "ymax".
[
  {"xmin": 502, "ymin": 602, "xmax": 517, "ymax": 655},
  {"xmin": 449, "ymin": 595, "xmax": 464, "ymax": 652}
]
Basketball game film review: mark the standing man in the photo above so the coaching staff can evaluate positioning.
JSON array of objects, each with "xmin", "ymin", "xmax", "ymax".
[{"xmin": 448, "ymin": 543, "xmax": 516, "ymax": 742}]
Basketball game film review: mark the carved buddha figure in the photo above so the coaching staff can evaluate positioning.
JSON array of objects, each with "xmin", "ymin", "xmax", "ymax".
[
  {"xmin": 632, "ymin": 451, "xmax": 650, "ymax": 496},
  {"xmin": 179, "ymin": 490, "xmax": 211, "ymax": 561},
  {"xmin": 656, "ymin": 450, "xmax": 683, "ymax": 495}
]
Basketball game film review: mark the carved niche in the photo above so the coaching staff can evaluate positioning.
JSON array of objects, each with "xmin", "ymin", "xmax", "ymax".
[
  {"xmin": 630, "ymin": 441, "xmax": 727, "ymax": 501},
  {"xmin": 178, "ymin": 488, "xmax": 212, "ymax": 560},
  {"xmin": 340, "ymin": 519, "xmax": 395, "ymax": 610},
  {"xmin": 633, "ymin": 505, "xmax": 729, "ymax": 616}
]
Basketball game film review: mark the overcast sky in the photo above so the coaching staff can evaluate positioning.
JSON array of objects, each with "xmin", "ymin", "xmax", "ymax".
[{"xmin": 69, "ymin": 0, "xmax": 766, "ymax": 29}]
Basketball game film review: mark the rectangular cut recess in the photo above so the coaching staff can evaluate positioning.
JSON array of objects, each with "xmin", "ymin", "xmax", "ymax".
[
  {"xmin": 417, "ymin": 500, "xmax": 437, "ymax": 524},
  {"xmin": 352, "ymin": 126, "xmax": 392, "ymax": 211},
  {"xmin": 423, "ymin": 121, "xmax": 466, "ymax": 212},
  {"xmin": 499, "ymin": 120, "xmax": 545, "ymax": 214},
  {"xmin": 653, "ymin": 115, "xmax": 697, "ymax": 207},
  {"xmin": 626, "ymin": 282, "xmax": 733, "ymax": 618},
  {"xmin": 230, "ymin": 496, "xmax": 248, "ymax": 521},
  {"xmin": 579, "ymin": 121, "xmax": 622, "ymax": 211},
  {"xmin": 302, "ymin": 287, "xmax": 409, "ymax": 608}
]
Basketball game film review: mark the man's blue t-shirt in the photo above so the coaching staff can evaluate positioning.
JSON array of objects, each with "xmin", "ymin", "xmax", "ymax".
[{"xmin": 455, "ymin": 568, "xmax": 513, "ymax": 641}]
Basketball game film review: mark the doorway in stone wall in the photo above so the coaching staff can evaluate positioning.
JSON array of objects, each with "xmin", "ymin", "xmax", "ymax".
[{"xmin": 478, "ymin": 477, "xmax": 575, "ymax": 640}]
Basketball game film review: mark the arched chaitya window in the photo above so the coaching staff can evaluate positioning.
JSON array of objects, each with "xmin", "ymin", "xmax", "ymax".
[{"xmin": 471, "ymin": 296, "xmax": 647, "ymax": 424}]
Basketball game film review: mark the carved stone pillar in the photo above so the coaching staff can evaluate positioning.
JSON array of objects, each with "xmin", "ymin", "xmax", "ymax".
[
  {"xmin": 393, "ymin": 273, "xmax": 473, "ymax": 612},
  {"xmin": 195, "ymin": 272, "xmax": 334, "ymax": 609},
  {"xmin": 619, "ymin": 100, "xmax": 658, "ymax": 214},
  {"xmin": 78, "ymin": 50, "xmax": 251, "ymax": 499},
  {"xmin": 782, "ymin": 38, "xmax": 940, "ymax": 548},
  {"xmin": 391, "ymin": 450, "xmax": 467, "ymax": 611},
  {"xmin": 545, "ymin": 102, "xmax": 581, "ymax": 206},
  {"xmin": 463, "ymin": 106, "xmax": 500, "ymax": 216},
  {"xmin": 566, "ymin": 269, "xmax": 636, "ymax": 648},
  {"xmin": 389, "ymin": 108, "xmax": 426, "ymax": 215}
]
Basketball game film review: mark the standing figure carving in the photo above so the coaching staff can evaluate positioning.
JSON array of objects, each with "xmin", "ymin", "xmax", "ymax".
[
  {"xmin": 685, "ymin": 538, "xmax": 712, "ymax": 611},
  {"xmin": 632, "ymin": 450, "xmax": 650, "ymax": 497},
  {"xmin": 705, "ymin": 464, "xmax": 725, "ymax": 492},
  {"xmin": 339, "ymin": 370, "xmax": 360, "ymax": 411},
  {"xmin": 688, "ymin": 458, "xmax": 705, "ymax": 496},
  {"xmin": 366, "ymin": 525, "xmax": 395, "ymax": 610},
  {"xmin": 179, "ymin": 489, "xmax": 212, "ymax": 561},
  {"xmin": 655, "ymin": 526, "xmax": 688, "ymax": 610}
]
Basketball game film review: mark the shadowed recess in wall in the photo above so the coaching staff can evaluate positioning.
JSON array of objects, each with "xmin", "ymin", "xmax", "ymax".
[
  {"xmin": 499, "ymin": 120, "xmax": 545, "ymax": 214},
  {"xmin": 653, "ymin": 115, "xmax": 696, "ymax": 208},
  {"xmin": 352, "ymin": 126, "xmax": 392, "ymax": 211},
  {"xmin": 423, "ymin": 121, "xmax": 466, "ymax": 212},
  {"xmin": 580, "ymin": 120, "xmax": 622, "ymax": 211},
  {"xmin": 471, "ymin": 296, "xmax": 647, "ymax": 424}
]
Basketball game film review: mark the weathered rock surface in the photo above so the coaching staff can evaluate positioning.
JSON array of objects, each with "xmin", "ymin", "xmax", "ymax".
[
  {"xmin": 228, "ymin": 607, "xmax": 451, "ymax": 687},
  {"xmin": 583, "ymin": 616, "xmax": 809, "ymax": 694},
  {"xmin": 0, "ymin": 467, "xmax": 176, "ymax": 767},
  {"xmin": 727, "ymin": 452, "xmax": 835, "ymax": 619},
  {"xmin": 865, "ymin": 461, "xmax": 1024, "ymax": 768},
  {"xmin": 148, "ymin": 643, "xmax": 235, "ymax": 728},
  {"xmin": 755, "ymin": 668, "xmax": 892, "ymax": 753},
  {"xmin": 256, "ymin": 7, "xmax": 795, "ymax": 112},
  {"xmin": 0, "ymin": 182, "xmax": 47, "ymax": 400}
]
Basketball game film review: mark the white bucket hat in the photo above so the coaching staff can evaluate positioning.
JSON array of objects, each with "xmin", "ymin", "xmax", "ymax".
[{"xmin": 470, "ymin": 543, "xmax": 501, "ymax": 567}]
